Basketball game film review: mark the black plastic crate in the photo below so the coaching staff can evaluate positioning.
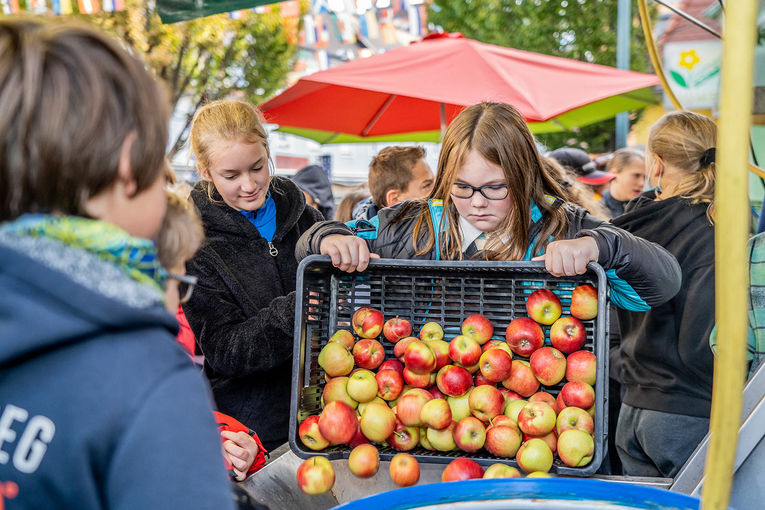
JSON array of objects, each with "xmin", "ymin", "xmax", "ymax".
[{"xmin": 290, "ymin": 255, "xmax": 610, "ymax": 476}]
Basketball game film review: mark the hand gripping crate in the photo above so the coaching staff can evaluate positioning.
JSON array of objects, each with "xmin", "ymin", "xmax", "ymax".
[{"xmin": 289, "ymin": 256, "xmax": 610, "ymax": 476}]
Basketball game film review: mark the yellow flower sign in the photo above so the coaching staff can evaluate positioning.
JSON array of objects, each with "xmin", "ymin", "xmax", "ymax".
[{"xmin": 679, "ymin": 49, "xmax": 701, "ymax": 70}]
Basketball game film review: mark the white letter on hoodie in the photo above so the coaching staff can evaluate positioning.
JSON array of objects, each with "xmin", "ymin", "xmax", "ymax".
[{"xmin": 14, "ymin": 415, "xmax": 55, "ymax": 473}]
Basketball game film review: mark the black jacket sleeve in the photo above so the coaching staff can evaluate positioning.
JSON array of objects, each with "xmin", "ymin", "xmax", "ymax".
[{"xmin": 295, "ymin": 220, "xmax": 354, "ymax": 262}]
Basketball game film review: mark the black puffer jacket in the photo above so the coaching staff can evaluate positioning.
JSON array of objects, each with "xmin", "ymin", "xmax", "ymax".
[
  {"xmin": 295, "ymin": 199, "xmax": 681, "ymax": 309},
  {"xmin": 184, "ymin": 177, "xmax": 323, "ymax": 450}
]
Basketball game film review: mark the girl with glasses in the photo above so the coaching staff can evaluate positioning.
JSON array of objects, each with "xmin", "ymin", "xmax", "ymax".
[{"xmin": 296, "ymin": 102, "xmax": 681, "ymax": 313}]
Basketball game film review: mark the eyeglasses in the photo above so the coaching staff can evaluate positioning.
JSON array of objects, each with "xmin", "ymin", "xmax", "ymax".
[
  {"xmin": 450, "ymin": 182, "xmax": 509, "ymax": 200},
  {"xmin": 167, "ymin": 273, "xmax": 198, "ymax": 304}
]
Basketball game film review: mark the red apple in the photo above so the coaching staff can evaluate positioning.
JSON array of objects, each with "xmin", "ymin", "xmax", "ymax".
[
  {"xmin": 348, "ymin": 443, "xmax": 379, "ymax": 478},
  {"xmin": 329, "ymin": 329, "xmax": 355, "ymax": 349},
  {"xmin": 570, "ymin": 284, "xmax": 598, "ymax": 320},
  {"xmin": 482, "ymin": 339, "xmax": 513, "ymax": 355},
  {"xmin": 505, "ymin": 317, "xmax": 545, "ymax": 357},
  {"xmin": 383, "ymin": 317, "xmax": 412, "ymax": 343},
  {"xmin": 404, "ymin": 341, "xmax": 437, "ymax": 374},
  {"xmin": 352, "ymin": 306, "xmax": 384, "ymax": 338},
  {"xmin": 420, "ymin": 398, "xmax": 452, "ymax": 430},
  {"xmin": 483, "ymin": 463, "xmax": 522, "ymax": 478},
  {"xmin": 426, "ymin": 421, "xmax": 457, "ymax": 451},
  {"xmin": 403, "ymin": 367, "xmax": 433, "ymax": 388},
  {"xmin": 549, "ymin": 316, "xmax": 586, "ymax": 354},
  {"xmin": 489, "ymin": 414, "xmax": 517, "ymax": 429},
  {"xmin": 525, "ymin": 289, "xmax": 562, "ymax": 325},
  {"xmin": 448, "ymin": 335, "xmax": 482, "ymax": 366},
  {"xmin": 296, "ymin": 456, "xmax": 334, "ymax": 495},
  {"xmin": 348, "ymin": 422, "xmax": 371, "ymax": 448},
  {"xmin": 499, "ymin": 388, "xmax": 523, "ymax": 411},
  {"xmin": 456, "ymin": 361, "xmax": 480, "ymax": 374},
  {"xmin": 523, "ymin": 430, "xmax": 558, "ymax": 454},
  {"xmin": 436, "ymin": 364, "xmax": 473, "ymax": 397},
  {"xmin": 528, "ymin": 391, "xmax": 557, "ymax": 409},
  {"xmin": 425, "ymin": 339, "xmax": 450, "ymax": 371},
  {"xmin": 474, "ymin": 371, "xmax": 493, "ymax": 387},
  {"xmin": 347, "ymin": 369, "xmax": 379, "ymax": 403},
  {"xmin": 419, "ymin": 321, "xmax": 444, "ymax": 342},
  {"xmin": 556, "ymin": 406, "xmax": 595, "ymax": 436},
  {"xmin": 484, "ymin": 424, "xmax": 523, "ymax": 457},
  {"xmin": 353, "ymin": 339, "xmax": 385, "ymax": 370},
  {"xmin": 387, "ymin": 418, "xmax": 420, "ymax": 451},
  {"xmin": 318, "ymin": 342, "xmax": 354, "ymax": 377},
  {"xmin": 559, "ymin": 381, "xmax": 595, "ymax": 410},
  {"xmin": 379, "ymin": 359, "xmax": 405, "ymax": 375},
  {"xmin": 441, "ymin": 458, "xmax": 484, "ymax": 482},
  {"xmin": 479, "ymin": 348, "xmax": 513, "ymax": 383},
  {"xmin": 298, "ymin": 415, "xmax": 330, "ymax": 451},
  {"xmin": 468, "ymin": 385, "xmax": 504, "ymax": 423},
  {"xmin": 394, "ymin": 336, "xmax": 419, "ymax": 361},
  {"xmin": 501, "ymin": 360, "xmax": 540, "ymax": 397},
  {"xmin": 359, "ymin": 402, "xmax": 396, "ymax": 442},
  {"xmin": 530, "ymin": 347, "xmax": 567, "ymax": 386},
  {"xmin": 557, "ymin": 429, "xmax": 595, "ymax": 467},
  {"xmin": 428, "ymin": 385, "xmax": 447, "ymax": 400},
  {"xmin": 515, "ymin": 438, "xmax": 553, "ymax": 473},
  {"xmin": 555, "ymin": 392, "xmax": 565, "ymax": 414},
  {"xmin": 517, "ymin": 401, "xmax": 556, "ymax": 436},
  {"xmin": 323, "ymin": 376, "xmax": 358, "ymax": 409},
  {"xmin": 319, "ymin": 401, "xmax": 358, "ymax": 445},
  {"xmin": 396, "ymin": 391, "xmax": 433, "ymax": 426},
  {"xmin": 376, "ymin": 368, "xmax": 404, "ymax": 401},
  {"xmin": 461, "ymin": 314, "xmax": 494, "ymax": 345},
  {"xmin": 565, "ymin": 350, "xmax": 596, "ymax": 386},
  {"xmin": 453, "ymin": 416, "xmax": 486, "ymax": 452},
  {"xmin": 389, "ymin": 453, "xmax": 419, "ymax": 487}
]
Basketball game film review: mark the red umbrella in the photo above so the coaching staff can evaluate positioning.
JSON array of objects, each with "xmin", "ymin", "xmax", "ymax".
[{"xmin": 261, "ymin": 32, "xmax": 659, "ymax": 141}]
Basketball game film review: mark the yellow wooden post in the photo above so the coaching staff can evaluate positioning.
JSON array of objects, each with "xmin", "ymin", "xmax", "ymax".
[{"xmin": 701, "ymin": 1, "xmax": 758, "ymax": 509}]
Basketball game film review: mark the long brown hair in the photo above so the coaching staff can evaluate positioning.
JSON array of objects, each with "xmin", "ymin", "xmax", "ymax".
[{"xmin": 410, "ymin": 102, "xmax": 569, "ymax": 260}]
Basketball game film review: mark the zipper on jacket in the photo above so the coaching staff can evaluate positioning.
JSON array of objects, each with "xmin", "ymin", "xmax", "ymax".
[{"xmin": 268, "ymin": 241, "xmax": 278, "ymax": 257}]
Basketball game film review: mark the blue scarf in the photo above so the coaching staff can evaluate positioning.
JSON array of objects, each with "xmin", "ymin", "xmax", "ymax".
[{"xmin": 239, "ymin": 191, "xmax": 277, "ymax": 242}]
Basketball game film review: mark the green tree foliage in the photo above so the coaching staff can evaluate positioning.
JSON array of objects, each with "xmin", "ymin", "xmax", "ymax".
[{"xmin": 429, "ymin": 0, "xmax": 654, "ymax": 152}]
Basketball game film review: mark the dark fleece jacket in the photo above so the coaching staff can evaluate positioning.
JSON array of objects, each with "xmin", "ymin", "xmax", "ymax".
[
  {"xmin": 612, "ymin": 191, "xmax": 715, "ymax": 418},
  {"xmin": 184, "ymin": 177, "xmax": 323, "ymax": 450}
]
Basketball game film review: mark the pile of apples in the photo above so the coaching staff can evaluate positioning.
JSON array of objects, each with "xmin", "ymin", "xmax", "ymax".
[{"xmin": 296, "ymin": 283, "xmax": 600, "ymax": 494}]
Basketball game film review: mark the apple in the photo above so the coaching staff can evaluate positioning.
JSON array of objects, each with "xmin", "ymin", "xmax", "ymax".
[
  {"xmin": 461, "ymin": 314, "xmax": 494, "ymax": 345},
  {"xmin": 523, "ymin": 430, "xmax": 558, "ymax": 454},
  {"xmin": 419, "ymin": 427, "xmax": 434, "ymax": 450},
  {"xmin": 447, "ymin": 389, "xmax": 473, "ymax": 422},
  {"xmin": 526, "ymin": 471, "xmax": 552, "ymax": 478},
  {"xmin": 357, "ymin": 396, "xmax": 386, "ymax": 417},
  {"xmin": 383, "ymin": 317, "xmax": 412, "ymax": 343},
  {"xmin": 394, "ymin": 336, "xmax": 419, "ymax": 361},
  {"xmin": 489, "ymin": 415, "xmax": 517, "ymax": 429},
  {"xmin": 485, "ymin": 424, "xmax": 523, "ymax": 458},
  {"xmin": 403, "ymin": 367, "xmax": 433, "ymax": 388},
  {"xmin": 482, "ymin": 339, "xmax": 513, "ymax": 355},
  {"xmin": 387, "ymin": 418, "xmax": 420, "ymax": 451},
  {"xmin": 505, "ymin": 317, "xmax": 545, "ymax": 357},
  {"xmin": 441, "ymin": 458, "xmax": 484, "ymax": 482},
  {"xmin": 323, "ymin": 377, "xmax": 358, "ymax": 409},
  {"xmin": 404, "ymin": 341, "xmax": 437, "ymax": 374},
  {"xmin": 425, "ymin": 339, "xmax": 451, "ymax": 370},
  {"xmin": 557, "ymin": 429, "xmax": 595, "ymax": 467},
  {"xmin": 499, "ymin": 388, "xmax": 523, "ymax": 411},
  {"xmin": 502, "ymin": 360, "xmax": 540, "ymax": 397},
  {"xmin": 503, "ymin": 399, "xmax": 528, "ymax": 425},
  {"xmin": 318, "ymin": 401, "xmax": 358, "ymax": 445},
  {"xmin": 376, "ymin": 368, "xmax": 404, "ymax": 401},
  {"xmin": 298, "ymin": 415, "xmax": 330, "ymax": 451},
  {"xmin": 559, "ymin": 381, "xmax": 595, "ymax": 410},
  {"xmin": 428, "ymin": 385, "xmax": 447, "ymax": 400},
  {"xmin": 516, "ymin": 438, "xmax": 553, "ymax": 473},
  {"xmin": 348, "ymin": 443, "xmax": 379, "ymax": 478},
  {"xmin": 556, "ymin": 406, "xmax": 595, "ymax": 436},
  {"xmin": 359, "ymin": 402, "xmax": 396, "ymax": 442},
  {"xmin": 352, "ymin": 306, "xmax": 384, "ymax": 338},
  {"xmin": 419, "ymin": 321, "xmax": 444, "ymax": 342},
  {"xmin": 318, "ymin": 342, "xmax": 354, "ymax": 377},
  {"xmin": 474, "ymin": 371, "xmax": 493, "ymax": 387},
  {"xmin": 528, "ymin": 392, "xmax": 557, "ymax": 410},
  {"xmin": 565, "ymin": 350, "xmax": 596, "ymax": 386},
  {"xmin": 420, "ymin": 398, "xmax": 451, "ymax": 429},
  {"xmin": 436, "ymin": 364, "xmax": 473, "ymax": 397},
  {"xmin": 426, "ymin": 421, "xmax": 457, "ymax": 451},
  {"xmin": 549, "ymin": 316, "xmax": 586, "ymax": 354},
  {"xmin": 479, "ymin": 348, "xmax": 513, "ymax": 383},
  {"xmin": 468, "ymin": 384, "xmax": 504, "ymax": 423},
  {"xmin": 329, "ymin": 329, "xmax": 355, "ymax": 349},
  {"xmin": 453, "ymin": 417, "xmax": 486, "ymax": 452},
  {"xmin": 347, "ymin": 369, "xmax": 379, "ymax": 403},
  {"xmin": 353, "ymin": 339, "xmax": 385, "ymax": 370},
  {"xmin": 555, "ymin": 392, "xmax": 565, "ymax": 414},
  {"xmin": 448, "ymin": 335, "xmax": 482, "ymax": 366},
  {"xmin": 348, "ymin": 422, "xmax": 371, "ymax": 448},
  {"xmin": 525, "ymin": 289, "xmax": 562, "ymax": 325},
  {"xmin": 483, "ymin": 463, "xmax": 522, "ymax": 478},
  {"xmin": 296, "ymin": 456, "xmax": 335, "ymax": 495},
  {"xmin": 379, "ymin": 359, "xmax": 405, "ymax": 375},
  {"xmin": 529, "ymin": 347, "xmax": 567, "ymax": 386},
  {"xmin": 517, "ymin": 401, "xmax": 556, "ymax": 436},
  {"xmin": 456, "ymin": 361, "xmax": 480, "ymax": 374},
  {"xmin": 389, "ymin": 453, "xmax": 419, "ymax": 487},
  {"xmin": 570, "ymin": 284, "xmax": 598, "ymax": 320},
  {"xmin": 396, "ymin": 391, "xmax": 432, "ymax": 426}
]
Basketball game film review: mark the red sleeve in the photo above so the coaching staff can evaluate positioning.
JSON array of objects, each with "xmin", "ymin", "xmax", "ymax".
[
  {"xmin": 175, "ymin": 305, "xmax": 196, "ymax": 358},
  {"xmin": 213, "ymin": 411, "xmax": 268, "ymax": 476}
]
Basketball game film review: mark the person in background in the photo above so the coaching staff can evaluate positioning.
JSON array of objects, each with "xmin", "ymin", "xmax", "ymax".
[
  {"xmin": 613, "ymin": 111, "xmax": 717, "ymax": 478},
  {"xmin": 602, "ymin": 148, "xmax": 646, "ymax": 219},
  {"xmin": 352, "ymin": 145, "xmax": 434, "ymax": 220},
  {"xmin": 0, "ymin": 19, "xmax": 235, "ymax": 510},
  {"xmin": 291, "ymin": 164, "xmax": 335, "ymax": 220},
  {"xmin": 542, "ymin": 156, "xmax": 609, "ymax": 220},
  {"xmin": 548, "ymin": 147, "xmax": 616, "ymax": 200},
  {"xmin": 184, "ymin": 100, "xmax": 324, "ymax": 451},
  {"xmin": 335, "ymin": 185, "xmax": 371, "ymax": 222}
]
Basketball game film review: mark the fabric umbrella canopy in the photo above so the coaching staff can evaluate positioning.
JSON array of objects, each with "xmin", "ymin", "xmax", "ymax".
[{"xmin": 261, "ymin": 32, "xmax": 659, "ymax": 143}]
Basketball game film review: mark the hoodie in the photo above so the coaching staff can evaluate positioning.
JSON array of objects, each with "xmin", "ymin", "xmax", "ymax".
[
  {"xmin": 291, "ymin": 164, "xmax": 336, "ymax": 219},
  {"xmin": 612, "ymin": 192, "xmax": 715, "ymax": 418},
  {"xmin": 0, "ymin": 231, "xmax": 235, "ymax": 510}
]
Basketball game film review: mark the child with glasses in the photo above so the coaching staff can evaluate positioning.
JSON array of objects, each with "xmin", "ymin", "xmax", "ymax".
[{"xmin": 296, "ymin": 102, "xmax": 681, "ymax": 313}]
